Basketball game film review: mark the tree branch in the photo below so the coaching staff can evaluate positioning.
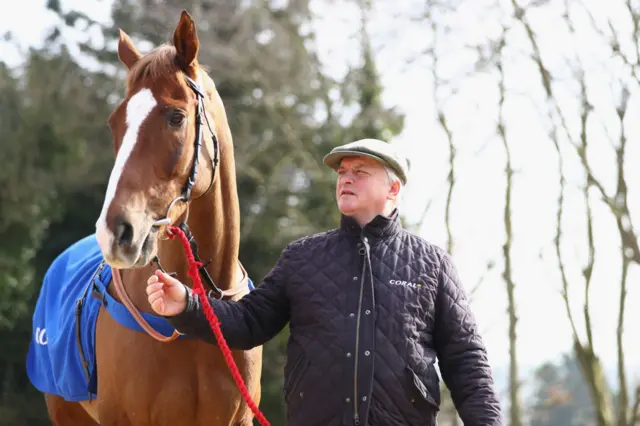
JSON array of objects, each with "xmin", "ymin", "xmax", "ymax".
[
  {"xmin": 616, "ymin": 256, "xmax": 630, "ymax": 426},
  {"xmin": 495, "ymin": 30, "xmax": 523, "ymax": 426},
  {"xmin": 577, "ymin": 73, "xmax": 596, "ymax": 356},
  {"xmin": 424, "ymin": 4, "xmax": 459, "ymax": 425},
  {"xmin": 511, "ymin": 1, "xmax": 615, "ymax": 424},
  {"xmin": 630, "ymin": 386, "xmax": 640, "ymax": 426},
  {"xmin": 569, "ymin": 1, "xmax": 640, "ymax": 267}
]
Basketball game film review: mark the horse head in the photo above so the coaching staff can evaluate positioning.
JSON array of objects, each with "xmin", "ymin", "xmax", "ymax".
[{"xmin": 96, "ymin": 10, "xmax": 220, "ymax": 269}]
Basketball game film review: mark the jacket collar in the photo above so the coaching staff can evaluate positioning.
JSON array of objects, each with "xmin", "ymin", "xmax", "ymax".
[{"xmin": 340, "ymin": 208, "xmax": 401, "ymax": 240}]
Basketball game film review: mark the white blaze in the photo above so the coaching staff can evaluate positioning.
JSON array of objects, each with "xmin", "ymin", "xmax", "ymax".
[{"xmin": 95, "ymin": 88, "xmax": 157, "ymax": 252}]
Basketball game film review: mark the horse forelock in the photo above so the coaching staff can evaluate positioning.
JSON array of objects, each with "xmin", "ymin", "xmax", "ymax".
[{"xmin": 126, "ymin": 44, "xmax": 181, "ymax": 91}]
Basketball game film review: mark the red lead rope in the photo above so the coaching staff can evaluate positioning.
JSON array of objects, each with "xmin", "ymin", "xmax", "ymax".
[{"xmin": 167, "ymin": 225, "xmax": 270, "ymax": 426}]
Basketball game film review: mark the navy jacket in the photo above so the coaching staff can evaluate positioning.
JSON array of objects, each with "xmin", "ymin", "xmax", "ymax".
[{"xmin": 168, "ymin": 210, "xmax": 503, "ymax": 425}]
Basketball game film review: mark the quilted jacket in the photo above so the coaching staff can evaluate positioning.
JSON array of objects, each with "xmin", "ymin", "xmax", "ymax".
[{"xmin": 168, "ymin": 210, "xmax": 503, "ymax": 425}]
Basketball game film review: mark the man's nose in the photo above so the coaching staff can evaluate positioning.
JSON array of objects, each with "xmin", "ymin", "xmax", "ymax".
[{"xmin": 339, "ymin": 173, "xmax": 354, "ymax": 184}]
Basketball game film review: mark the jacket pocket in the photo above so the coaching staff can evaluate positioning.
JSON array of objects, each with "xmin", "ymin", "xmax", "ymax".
[
  {"xmin": 405, "ymin": 364, "xmax": 440, "ymax": 423},
  {"xmin": 283, "ymin": 351, "xmax": 310, "ymax": 401}
]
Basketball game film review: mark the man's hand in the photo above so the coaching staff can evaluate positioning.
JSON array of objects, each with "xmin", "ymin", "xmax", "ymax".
[{"xmin": 146, "ymin": 269, "xmax": 188, "ymax": 316}]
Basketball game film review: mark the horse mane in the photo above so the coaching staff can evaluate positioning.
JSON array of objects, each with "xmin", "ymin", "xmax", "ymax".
[{"xmin": 126, "ymin": 44, "xmax": 180, "ymax": 90}]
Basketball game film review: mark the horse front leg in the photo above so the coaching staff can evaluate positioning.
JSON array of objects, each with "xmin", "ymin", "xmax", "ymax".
[{"xmin": 45, "ymin": 393, "xmax": 100, "ymax": 426}]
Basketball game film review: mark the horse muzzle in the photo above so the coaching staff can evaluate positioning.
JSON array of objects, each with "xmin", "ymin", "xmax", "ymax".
[{"xmin": 96, "ymin": 213, "xmax": 157, "ymax": 269}]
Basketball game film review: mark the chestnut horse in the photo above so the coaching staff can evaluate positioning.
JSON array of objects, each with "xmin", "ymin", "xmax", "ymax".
[{"xmin": 39, "ymin": 10, "xmax": 262, "ymax": 426}]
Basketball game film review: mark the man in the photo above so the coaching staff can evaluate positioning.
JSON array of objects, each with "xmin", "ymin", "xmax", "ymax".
[{"xmin": 146, "ymin": 138, "xmax": 503, "ymax": 425}]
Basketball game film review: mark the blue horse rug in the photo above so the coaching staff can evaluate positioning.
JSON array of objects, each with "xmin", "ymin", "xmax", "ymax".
[{"xmin": 26, "ymin": 234, "xmax": 254, "ymax": 402}]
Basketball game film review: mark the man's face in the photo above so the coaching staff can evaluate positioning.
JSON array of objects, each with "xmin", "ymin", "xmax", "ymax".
[{"xmin": 335, "ymin": 156, "xmax": 398, "ymax": 218}]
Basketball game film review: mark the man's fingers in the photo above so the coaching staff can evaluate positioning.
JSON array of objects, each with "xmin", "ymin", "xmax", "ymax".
[
  {"xmin": 155, "ymin": 269, "xmax": 182, "ymax": 287},
  {"xmin": 150, "ymin": 296, "xmax": 165, "ymax": 315},
  {"xmin": 147, "ymin": 271, "xmax": 186, "ymax": 315},
  {"xmin": 147, "ymin": 288, "xmax": 164, "ymax": 304},
  {"xmin": 146, "ymin": 281, "xmax": 164, "ymax": 296},
  {"xmin": 147, "ymin": 285, "xmax": 166, "ymax": 315}
]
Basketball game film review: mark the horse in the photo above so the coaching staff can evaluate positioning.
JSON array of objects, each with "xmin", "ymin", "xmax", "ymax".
[{"xmin": 26, "ymin": 10, "xmax": 263, "ymax": 425}]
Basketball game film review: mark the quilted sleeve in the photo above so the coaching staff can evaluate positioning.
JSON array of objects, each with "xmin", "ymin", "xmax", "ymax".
[
  {"xmin": 166, "ymin": 244, "xmax": 293, "ymax": 349},
  {"xmin": 433, "ymin": 253, "xmax": 503, "ymax": 425}
]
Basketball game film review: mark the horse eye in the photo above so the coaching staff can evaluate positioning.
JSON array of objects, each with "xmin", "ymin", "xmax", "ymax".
[{"xmin": 167, "ymin": 110, "xmax": 186, "ymax": 128}]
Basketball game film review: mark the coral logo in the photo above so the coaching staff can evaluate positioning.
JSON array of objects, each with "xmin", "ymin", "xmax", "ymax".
[{"xmin": 389, "ymin": 280, "xmax": 423, "ymax": 289}]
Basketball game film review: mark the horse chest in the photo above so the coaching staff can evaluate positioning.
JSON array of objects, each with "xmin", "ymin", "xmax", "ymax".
[{"xmin": 95, "ymin": 311, "xmax": 261, "ymax": 425}]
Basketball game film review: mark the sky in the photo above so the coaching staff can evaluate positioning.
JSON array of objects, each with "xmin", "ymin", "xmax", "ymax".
[{"xmin": 2, "ymin": 0, "xmax": 640, "ymax": 401}]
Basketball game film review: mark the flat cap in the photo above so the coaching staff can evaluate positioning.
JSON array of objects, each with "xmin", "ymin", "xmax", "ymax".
[{"xmin": 323, "ymin": 138, "xmax": 410, "ymax": 184}]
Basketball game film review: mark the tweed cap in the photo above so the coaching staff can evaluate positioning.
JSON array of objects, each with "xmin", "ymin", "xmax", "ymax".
[{"xmin": 323, "ymin": 138, "xmax": 410, "ymax": 184}]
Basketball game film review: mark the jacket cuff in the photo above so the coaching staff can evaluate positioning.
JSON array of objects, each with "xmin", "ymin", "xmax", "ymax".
[{"xmin": 183, "ymin": 285, "xmax": 199, "ymax": 313}]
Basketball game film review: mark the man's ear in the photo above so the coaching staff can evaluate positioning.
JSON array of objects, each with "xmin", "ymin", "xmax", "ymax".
[{"xmin": 388, "ymin": 179, "xmax": 401, "ymax": 200}]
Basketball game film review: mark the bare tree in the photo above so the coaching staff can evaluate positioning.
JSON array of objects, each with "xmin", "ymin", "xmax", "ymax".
[
  {"xmin": 427, "ymin": 7, "xmax": 461, "ymax": 424},
  {"xmin": 495, "ymin": 30, "xmax": 524, "ymax": 426},
  {"xmin": 416, "ymin": 1, "xmax": 500, "ymax": 423},
  {"xmin": 509, "ymin": 0, "xmax": 640, "ymax": 424},
  {"xmin": 399, "ymin": 0, "xmax": 640, "ymax": 423}
]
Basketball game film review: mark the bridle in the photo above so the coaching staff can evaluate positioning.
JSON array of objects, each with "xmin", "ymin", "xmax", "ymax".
[
  {"xmin": 110, "ymin": 72, "xmax": 245, "ymax": 342},
  {"xmin": 149, "ymin": 74, "xmax": 229, "ymax": 300},
  {"xmin": 153, "ymin": 74, "xmax": 217, "ymax": 231}
]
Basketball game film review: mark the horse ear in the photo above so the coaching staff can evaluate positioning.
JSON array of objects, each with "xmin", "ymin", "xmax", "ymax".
[
  {"xmin": 173, "ymin": 10, "xmax": 199, "ymax": 70},
  {"xmin": 118, "ymin": 29, "xmax": 141, "ymax": 69}
]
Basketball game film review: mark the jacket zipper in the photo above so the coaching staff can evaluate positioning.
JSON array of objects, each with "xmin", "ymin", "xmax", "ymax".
[
  {"xmin": 353, "ymin": 236, "xmax": 368, "ymax": 425},
  {"xmin": 284, "ymin": 354, "xmax": 305, "ymax": 399}
]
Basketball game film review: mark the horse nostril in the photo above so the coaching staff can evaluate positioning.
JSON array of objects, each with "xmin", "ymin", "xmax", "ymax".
[{"xmin": 114, "ymin": 215, "xmax": 134, "ymax": 247}]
